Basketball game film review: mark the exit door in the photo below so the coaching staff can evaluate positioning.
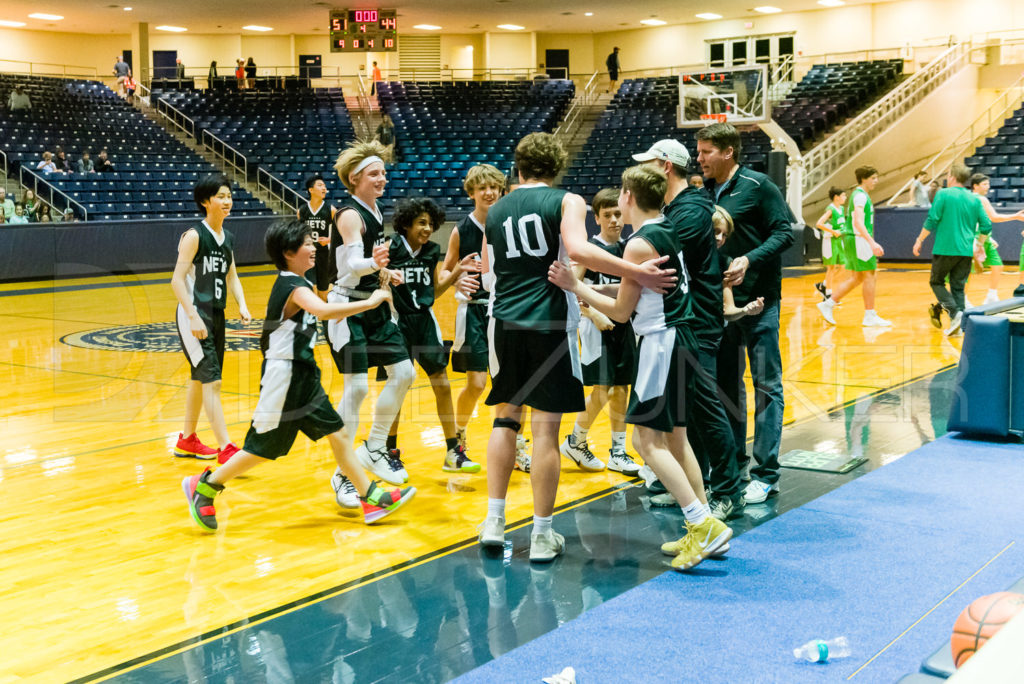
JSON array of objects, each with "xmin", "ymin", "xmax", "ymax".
[{"xmin": 545, "ymin": 49, "xmax": 569, "ymax": 80}]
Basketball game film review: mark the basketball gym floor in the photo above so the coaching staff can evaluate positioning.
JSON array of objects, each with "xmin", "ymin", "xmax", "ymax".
[{"xmin": 1, "ymin": 262, "xmax": 1020, "ymax": 682}]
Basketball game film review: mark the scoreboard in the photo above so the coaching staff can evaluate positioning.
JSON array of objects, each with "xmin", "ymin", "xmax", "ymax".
[{"xmin": 330, "ymin": 9, "xmax": 397, "ymax": 52}]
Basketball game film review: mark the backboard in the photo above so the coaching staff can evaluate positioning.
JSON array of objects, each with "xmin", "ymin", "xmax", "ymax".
[{"xmin": 677, "ymin": 64, "xmax": 769, "ymax": 127}]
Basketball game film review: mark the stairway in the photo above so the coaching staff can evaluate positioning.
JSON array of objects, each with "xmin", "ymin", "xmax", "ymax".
[{"xmin": 557, "ymin": 93, "xmax": 612, "ymax": 183}]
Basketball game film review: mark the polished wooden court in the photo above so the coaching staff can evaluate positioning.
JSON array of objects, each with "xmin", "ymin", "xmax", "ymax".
[{"xmin": 0, "ymin": 261, "xmax": 1008, "ymax": 681}]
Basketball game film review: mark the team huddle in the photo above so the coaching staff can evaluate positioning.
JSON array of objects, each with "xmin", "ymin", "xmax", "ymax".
[{"xmin": 176, "ymin": 124, "xmax": 797, "ymax": 573}]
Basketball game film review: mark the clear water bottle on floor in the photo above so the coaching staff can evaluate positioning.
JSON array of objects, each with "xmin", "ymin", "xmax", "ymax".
[{"xmin": 793, "ymin": 636, "xmax": 851, "ymax": 662}]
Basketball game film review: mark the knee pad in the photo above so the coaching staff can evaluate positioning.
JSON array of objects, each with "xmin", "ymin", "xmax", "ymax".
[{"xmin": 493, "ymin": 417, "xmax": 521, "ymax": 432}]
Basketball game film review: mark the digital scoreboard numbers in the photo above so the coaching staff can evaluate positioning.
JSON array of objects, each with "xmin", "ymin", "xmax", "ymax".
[{"xmin": 330, "ymin": 9, "xmax": 398, "ymax": 52}]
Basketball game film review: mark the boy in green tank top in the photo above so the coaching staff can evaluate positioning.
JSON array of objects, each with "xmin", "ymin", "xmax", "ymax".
[
  {"xmin": 818, "ymin": 166, "xmax": 892, "ymax": 327},
  {"xmin": 812, "ymin": 186, "xmax": 847, "ymax": 300},
  {"xmin": 560, "ymin": 188, "xmax": 639, "ymax": 476},
  {"xmin": 969, "ymin": 173, "xmax": 1024, "ymax": 304},
  {"xmin": 439, "ymin": 164, "xmax": 505, "ymax": 459},
  {"xmin": 383, "ymin": 196, "xmax": 482, "ymax": 473},
  {"xmin": 171, "ymin": 174, "xmax": 251, "ymax": 464},
  {"xmin": 476, "ymin": 134, "xmax": 676, "ymax": 563},
  {"xmin": 548, "ymin": 165, "xmax": 732, "ymax": 571},
  {"xmin": 183, "ymin": 218, "xmax": 415, "ymax": 531}
]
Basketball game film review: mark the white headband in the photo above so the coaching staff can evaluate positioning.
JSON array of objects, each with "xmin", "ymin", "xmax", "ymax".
[{"xmin": 352, "ymin": 155, "xmax": 384, "ymax": 176}]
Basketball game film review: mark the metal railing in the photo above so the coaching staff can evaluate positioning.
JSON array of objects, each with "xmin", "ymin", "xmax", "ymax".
[
  {"xmin": 0, "ymin": 149, "xmax": 7, "ymax": 180},
  {"xmin": 354, "ymin": 72, "xmax": 373, "ymax": 138},
  {"xmin": 18, "ymin": 167, "xmax": 88, "ymax": 221},
  {"xmin": 155, "ymin": 97, "xmax": 197, "ymax": 138},
  {"xmin": 257, "ymin": 167, "xmax": 304, "ymax": 214},
  {"xmin": 885, "ymin": 71, "xmax": 1024, "ymax": 206},
  {"xmin": 554, "ymin": 70, "xmax": 600, "ymax": 146},
  {"xmin": 0, "ymin": 58, "xmax": 98, "ymax": 78},
  {"xmin": 201, "ymin": 129, "xmax": 249, "ymax": 181},
  {"xmin": 801, "ymin": 41, "xmax": 973, "ymax": 196}
]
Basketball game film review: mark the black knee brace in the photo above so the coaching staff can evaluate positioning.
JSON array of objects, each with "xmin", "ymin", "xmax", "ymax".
[{"xmin": 493, "ymin": 417, "xmax": 522, "ymax": 432}]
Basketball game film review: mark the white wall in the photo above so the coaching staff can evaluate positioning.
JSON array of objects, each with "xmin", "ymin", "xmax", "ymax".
[
  {"xmin": 484, "ymin": 32, "xmax": 535, "ymax": 72},
  {"xmin": 0, "ymin": 28, "xmax": 128, "ymax": 78},
  {"xmin": 536, "ymin": 33, "xmax": 596, "ymax": 77}
]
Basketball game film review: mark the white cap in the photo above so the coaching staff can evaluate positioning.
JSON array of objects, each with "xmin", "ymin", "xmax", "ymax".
[{"xmin": 632, "ymin": 139, "xmax": 691, "ymax": 168}]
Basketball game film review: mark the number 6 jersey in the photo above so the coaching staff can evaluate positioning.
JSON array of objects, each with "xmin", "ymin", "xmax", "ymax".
[{"xmin": 485, "ymin": 183, "xmax": 578, "ymax": 331}]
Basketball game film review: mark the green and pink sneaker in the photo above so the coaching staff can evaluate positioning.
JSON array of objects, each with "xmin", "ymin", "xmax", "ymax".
[{"xmin": 182, "ymin": 468, "xmax": 223, "ymax": 532}]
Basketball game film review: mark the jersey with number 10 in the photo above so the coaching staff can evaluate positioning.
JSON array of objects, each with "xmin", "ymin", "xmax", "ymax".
[{"xmin": 485, "ymin": 184, "xmax": 575, "ymax": 330}]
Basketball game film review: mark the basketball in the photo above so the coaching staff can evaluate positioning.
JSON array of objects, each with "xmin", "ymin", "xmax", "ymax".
[{"xmin": 951, "ymin": 592, "xmax": 1024, "ymax": 668}]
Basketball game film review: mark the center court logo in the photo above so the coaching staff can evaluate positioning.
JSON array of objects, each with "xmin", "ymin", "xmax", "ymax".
[{"xmin": 60, "ymin": 320, "xmax": 317, "ymax": 352}]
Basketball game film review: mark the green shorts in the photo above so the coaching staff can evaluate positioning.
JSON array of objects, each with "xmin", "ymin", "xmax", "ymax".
[
  {"xmin": 843, "ymin": 234, "xmax": 877, "ymax": 272},
  {"xmin": 242, "ymin": 361, "xmax": 344, "ymax": 460},
  {"xmin": 580, "ymin": 319, "xmax": 637, "ymax": 387},
  {"xmin": 822, "ymin": 234, "xmax": 844, "ymax": 267},
  {"xmin": 396, "ymin": 309, "xmax": 449, "ymax": 376},
  {"xmin": 626, "ymin": 325, "xmax": 698, "ymax": 433},
  {"xmin": 980, "ymin": 237, "xmax": 1003, "ymax": 267},
  {"xmin": 451, "ymin": 300, "xmax": 489, "ymax": 373},
  {"xmin": 325, "ymin": 291, "xmax": 408, "ymax": 374}
]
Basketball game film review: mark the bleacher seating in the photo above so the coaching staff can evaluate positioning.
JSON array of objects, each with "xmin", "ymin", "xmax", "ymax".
[
  {"xmin": 965, "ymin": 103, "xmax": 1024, "ymax": 209},
  {"xmin": 772, "ymin": 59, "xmax": 904, "ymax": 149},
  {"xmin": 377, "ymin": 79, "xmax": 575, "ymax": 212},
  {"xmin": 0, "ymin": 74, "xmax": 269, "ymax": 221},
  {"xmin": 562, "ymin": 76, "xmax": 773, "ymax": 203},
  {"xmin": 157, "ymin": 87, "xmax": 356, "ymax": 207}
]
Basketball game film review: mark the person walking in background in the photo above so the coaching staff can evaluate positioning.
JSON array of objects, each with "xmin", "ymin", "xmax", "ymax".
[
  {"xmin": 606, "ymin": 47, "xmax": 620, "ymax": 93},
  {"xmin": 7, "ymin": 85, "xmax": 31, "ymax": 111},
  {"xmin": 235, "ymin": 60, "xmax": 245, "ymax": 89},
  {"xmin": 371, "ymin": 61, "xmax": 382, "ymax": 95},
  {"xmin": 208, "ymin": 60, "xmax": 217, "ymax": 86},
  {"xmin": 908, "ymin": 170, "xmax": 931, "ymax": 207},
  {"xmin": 245, "ymin": 57, "xmax": 256, "ymax": 90},
  {"xmin": 113, "ymin": 55, "xmax": 130, "ymax": 97},
  {"xmin": 913, "ymin": 163, "xmax": 991, "ymax": 336}
]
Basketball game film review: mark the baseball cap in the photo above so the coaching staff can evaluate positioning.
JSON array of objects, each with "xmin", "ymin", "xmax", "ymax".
[{"xmin": 632, "ymin": 139, "xmax": 691, "ymax": 168}]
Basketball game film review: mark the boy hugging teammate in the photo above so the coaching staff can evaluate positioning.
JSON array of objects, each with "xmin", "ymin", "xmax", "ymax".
[
  {"xmin": 441, "ymin": 164, "xmax": 505, "ymax": 457},
  {"xmin": 384, "ymin": 196, "xmax": 481, "ymax": 473},
  {"xmin": 559, "ymin": 188, "xmax": 640, "ymax": 476},
  {"xmin": 297, "ymin": 174, "xmax": 335, "ymax": 299}
]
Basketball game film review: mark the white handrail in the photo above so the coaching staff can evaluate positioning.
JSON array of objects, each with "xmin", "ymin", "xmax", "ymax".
[
  {"xmin": 355, "ymin": 72, "xmax": 372, "ymax": 138},
  {"xmin": 554, "ymin": 70, "xmax": 599, "ymax": 144},
  {"xmin": 201, "ymin": 129, "xmax": 248, "ymax": 181},
  {"xmin": 18, "ymin": 167, "xmax": 89, "ymax": 221},
  {"xmin": 155, "ymin": 97, "xmax": 197, "ymax": 138},
  {"xmin": 885, "ymin": 71, "xmax": 1024, "ymax": 206},
  {"xmin": 257, "ymin": 167, "xmax": 304, "ymax": 213},
  {"xmin": 802, "ymin": 41, "xmax": 972, "ymax": 195},
  {"xmin": 0, "ymin": 58, "xmax": 98, "ymax": 78}
]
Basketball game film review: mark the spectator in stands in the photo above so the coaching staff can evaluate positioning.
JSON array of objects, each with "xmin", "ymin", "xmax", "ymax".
[
  {"xmin": 0, "ymin": 212, "xmax": 5, "ymax": 226},
  {"xmin": 8, "ymin": 85, "xmax": 31, "ymax": 111},
  {"xmin": 59, "ymin": 209, "xmax": 76, "ymax": 223},
  {"xmin": 689, "ymin": 174, "xmax": 704, "ymax": 189},
  {"xmin": 9, "ymin": 204, "xmax": 29, "ymax": 225},
  {"xmin": 208, "ymin": 61, "xmax": 217, "ymax": 86},
  {"xmin": 927, "ymin": 179, "xmax": 940, "ymax": 204},
  {"xmin": 36, "ymin": 151, "xmax": 59, "ymax": 174},
  {"xmin": 114, "ymin": 55, "xmax": 131, "ymax": 97},
  {"xmin": 124, "ymin": 71, "xmax": 138, "ymax": 99},
  {"xmin": 235, "ymin": 59, "xmax": 246, "ymax": 89},
  {"xmin": 606, "ymin": 47, "xmax": 620, "ymax": 93},
  {"xmin": 54, "ymin": 147, "xmax": 72, "ymax": 174},
  {"xmin": 245, "ymin": 57, "xmax": 256, "ymax": 89},
  {"xmin": 696, "ymin": 122, "xmax": 794, "ymax": 506},
  {"xmin": 371, "ymin": 61, "xmax": 382, "ymax": 95},
  {"xmin": 375, "ymin": 113, "xmax": 396, "ymax": 153},
  {"xmin": 913, "ymin": 163, "xmax": 990, "ymax": 336},
  {"xmin": 96, "ymin": 149, "xmax": 115, "ymax": 173},
  {"xmin": 21, "ymin": 189, "xmax": 38, "ymax": 219},
  {"xmin": 77, "ymin": 150, "xmax": 95, "ymax": 174},
  {"xmin": 909, "ymin": 170, "xmax": 931, "ymax": 207},
  {"xmin": 0, "ymin": 189, "xmax": 13, "ymax": 219},
  {"xmin": 36, "ymin": 205, "xmax": 52, "ymax": 223},
  {"xmin": 176, "ymin": 58, "xmax": 186, "ymax": 81}
]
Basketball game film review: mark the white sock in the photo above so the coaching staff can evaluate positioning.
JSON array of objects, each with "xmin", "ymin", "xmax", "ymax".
[
  {"xmin": 487, "ymin": 498, "xmax": 506, "ymax": 520},
  {"xmin": 367, "ymin": 360, "xmax": 415, "ymax": 451},
  {"xmin": 988, "ymin": 289, "xmax": 998, "ymax": 297},
  {"xmin": 339, "ymin": 373, "xmax": 369, "ymax": 441},
  {"xmin": 682, "ymin": 500, "xmax": 709, "ymax": 525},
  {"xmin": 865, "ymin": 309, "xmax": 876, "ymax": 316},
  {"xmin": 705, "ymin": 502, "xmax": 713, "ymax": 516},
  {"xmin": 572, "ymin": 422, "xmax": 588, "ymax": 444},
  {"xmin": 611, "ymin": 431, "xmax": 626, "ymax": 452},
  {"xmin": 533, "ymin": 514, "xmax": 552, "ymax": 535}
]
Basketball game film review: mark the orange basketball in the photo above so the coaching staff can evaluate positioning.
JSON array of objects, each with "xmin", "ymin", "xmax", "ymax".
[{"xmin": 951, "ymin": 592, "xmax": 1024, "ymax": 668}]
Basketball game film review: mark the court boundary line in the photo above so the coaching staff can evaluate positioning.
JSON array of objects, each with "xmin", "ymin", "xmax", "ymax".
[{"xmin": 69, "ymin": 363, "xmax": 958, "ymax": 683}]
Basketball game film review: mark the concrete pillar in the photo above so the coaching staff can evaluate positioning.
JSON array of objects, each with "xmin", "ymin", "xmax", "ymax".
[{"xmin": 131, "ymin": 22, "xmax": 150, "ymax": 82}]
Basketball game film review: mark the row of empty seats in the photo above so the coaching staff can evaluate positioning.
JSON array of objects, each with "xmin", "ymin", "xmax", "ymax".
[
  {"xmin": 0, "ymin": 73, "xmax": 269, "ymax": 221},
  {"xmin": 965, "ymin": 103, "xmax": 1024, "ymax": 207}
]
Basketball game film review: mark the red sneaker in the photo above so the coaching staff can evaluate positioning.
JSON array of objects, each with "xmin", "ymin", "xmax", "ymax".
[
  {"xmin": 217, "ymin": 442, "xmax": 241, "ymax": 465},
  {"xmin": 174, "ymin": 432, "xmax": 219, "ymax": 460}
]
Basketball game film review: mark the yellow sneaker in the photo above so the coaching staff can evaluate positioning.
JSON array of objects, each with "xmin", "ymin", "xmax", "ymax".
[
  {"xmin": 670, "ymin": 517, "xmax": 733, "ymax": 571},
  {"xmin": 661, "ymin": 521, "xmax": 732, "ymax": 557}
]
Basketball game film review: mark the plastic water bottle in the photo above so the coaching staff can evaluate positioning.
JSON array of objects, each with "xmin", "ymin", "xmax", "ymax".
[{"xmin": 793, "ymin": 636, "xmax": 851, "ymax": 662}]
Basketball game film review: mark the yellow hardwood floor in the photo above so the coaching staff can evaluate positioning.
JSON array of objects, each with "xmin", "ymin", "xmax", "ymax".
[{"xmin": 0, "ymin": 262, "xmax": 1002, "ymax": 682}]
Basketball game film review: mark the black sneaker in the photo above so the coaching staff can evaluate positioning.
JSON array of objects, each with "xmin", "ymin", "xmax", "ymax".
[
  {"xmin": 928, "ymin": 302, "xmax": 943, "ymax": 329},
  {"xmin": 814, "ymin": 281, "xmax": 828, "ymax": 300},
  {"xmin": 1014, "ymin": 284, "xmax": 1024, "ymax": 298},
  {"xmin": 647, "ymin": 478, "xmax": 667, "ymax": 494}
]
